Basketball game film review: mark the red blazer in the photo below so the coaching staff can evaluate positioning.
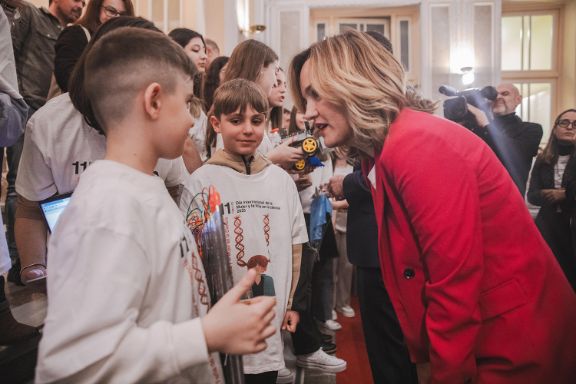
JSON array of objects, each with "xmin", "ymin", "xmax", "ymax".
[{"xmin": 371, "ymin": 109, "xmax": 576, "ymax": 383}]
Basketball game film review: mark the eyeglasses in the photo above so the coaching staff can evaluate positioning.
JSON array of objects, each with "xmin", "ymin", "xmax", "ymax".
[
  {"xmin": 101, "ymin": 5, "xmax": 125, "ymax": 18},
  {"xmin": 557, "ymin": 119, "xmax": 576, "ymax": 129}
]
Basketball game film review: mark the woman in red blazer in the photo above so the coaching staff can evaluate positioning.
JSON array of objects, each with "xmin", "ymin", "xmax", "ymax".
[{"xmin": 289, "ymin": 30, "xmax": 576, "ymax": 383}]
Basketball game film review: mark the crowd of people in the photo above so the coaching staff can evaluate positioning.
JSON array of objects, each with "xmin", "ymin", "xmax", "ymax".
[{"xmin": 1, "ymin": 1, "xmax": 576, "ymax": 383}]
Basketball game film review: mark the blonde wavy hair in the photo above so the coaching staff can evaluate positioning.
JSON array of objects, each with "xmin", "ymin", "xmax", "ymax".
[{"xmin": 289, "ymin": 29, "xmax": 435, "ymax": 157}]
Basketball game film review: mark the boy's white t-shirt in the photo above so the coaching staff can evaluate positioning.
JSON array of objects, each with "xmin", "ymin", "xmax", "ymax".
[
  {"xmin": 36, "ymin": 160, "xmax": 223, "ymax": 384},
  {"xmin": 16, "ymin": 93, "xmax": 186, "ymax": 201},
  {"xmin": 180, "ymin": 164, "xmax": 308, "ymax": 374}
]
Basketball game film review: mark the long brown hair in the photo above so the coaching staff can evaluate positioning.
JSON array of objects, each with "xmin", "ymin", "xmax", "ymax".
[{"xmin": 223, "ymin": 39, "xmax": 278, "ymax": 83}]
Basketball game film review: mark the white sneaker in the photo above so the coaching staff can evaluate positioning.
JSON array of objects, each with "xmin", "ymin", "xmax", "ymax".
[
  {"xmin": 296, "ymin": 348, "xmax": 347, "ymax": 373},
  {"xmin": 322, "ymin": 319, "xmax": 342, "ymax": 331},
  {"xmin": 276, "ymin": 367, "xmax": 294, "ymax": 384},
  {"xmin": 331, "ymin": 309, "xmax": 338, "ymax": 320},
  {"xmin": 336, "ymin": 305, "xmax": 355, "ymax": 318}
]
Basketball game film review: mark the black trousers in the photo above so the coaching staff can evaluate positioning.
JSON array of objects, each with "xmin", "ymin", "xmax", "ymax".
[
  {"xmin": 291, "ymin": 235, "xmax": 321, "ymax": 355},
  {"xmin": 244, "ymin": 371, "xmax": 278, "ymax": 384},
  {"xmin": 357, "ymin": 266, "xmax": 418, "ymax": 384}
]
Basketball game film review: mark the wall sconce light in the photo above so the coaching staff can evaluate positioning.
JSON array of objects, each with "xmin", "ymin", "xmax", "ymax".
[
  {"xmin": 248, "ymin": 24, "xmax": 266, "ymax": 33},
  {"xmin": 241, "ymin": 24, "xmax": 267, "ymax": 36},
  {"xmin": 461, "ymin": 66, "xmax": 475, "ymax": 86}
]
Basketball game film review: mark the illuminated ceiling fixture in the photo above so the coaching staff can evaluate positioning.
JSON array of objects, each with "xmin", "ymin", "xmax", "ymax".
[{"xmin": 461, "ymin": 66, "xmax": 475, "ymax": 86}]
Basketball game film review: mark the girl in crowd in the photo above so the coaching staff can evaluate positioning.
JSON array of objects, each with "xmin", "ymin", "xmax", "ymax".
[
  {"xmin": 289, "ymin": 29, "xmax": 576, "ymax": 383},
  {"xmin": 54, "ymin": 0, "xmax": 134, "ymax": 92},
  {"xmin": 169, "ymin": 28, "xmax": 208, "ymax": 74},
  {"xmin": 528, "ymin": 108, "xmax": 576, "ymax": 290},
  {"xmin": 203, "ymin": 55, "xmax": 229, "ymax": 111},
  {"xmin": 269, "ymin": 67, "xmax": 287, "ymax": 142},
  {"xmin": 169, "ymin": 27, "xmax": 207, "ymax": 102},
  {"xmin": 169, "ymin": 28, "xmax": 209, "ymax": 165}
]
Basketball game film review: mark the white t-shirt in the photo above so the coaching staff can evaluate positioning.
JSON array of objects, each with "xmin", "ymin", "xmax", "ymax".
[
  {"xmin": 555, "ymin": 155, "xmax": 570, "ymax": 189},
  {"xmin": 298, "ymin": 159, "xmax": 334, "ymax": 214},
  {"xmin": 332, "ymin": 162, "xmax": 353, "ymax": 233},
  {"xmin": 180, "ymin": 164, "xmax": 308, "ymax": 374},
  {"xmin": 189, "ymin": 111, "xmax": 208, "ymax": 162},
  {"xmin": 16, "ymin": 93, "xmax": 186, "ymax": 201},
  {"xmin": 0, "ymin": 214, "xmax": 10, "ymax": 275},
  {"xmin": 36, "ymin": 160, "xmax": 223, "ymax": 384}
]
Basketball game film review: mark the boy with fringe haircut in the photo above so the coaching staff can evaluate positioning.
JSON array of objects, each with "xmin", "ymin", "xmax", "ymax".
[{"xmin": 180, "ymin": 79, "xmax": 307, "ymax": 383}]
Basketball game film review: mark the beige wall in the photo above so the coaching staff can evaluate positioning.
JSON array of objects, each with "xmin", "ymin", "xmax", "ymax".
[
  {"xmin": 203, "ymin": 0, "xmax": 226, "ymax": 53},
  {"xmin": 559, "ymin": 0, "xmax": 576, "ymax": 111}
]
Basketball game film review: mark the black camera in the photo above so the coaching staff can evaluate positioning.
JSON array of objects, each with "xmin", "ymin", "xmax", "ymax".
[{"xmin": 439, "ymin": 85, "xmax": 498, "ymax": 131}]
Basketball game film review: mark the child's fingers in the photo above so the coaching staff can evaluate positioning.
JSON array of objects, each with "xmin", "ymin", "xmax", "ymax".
[
  {"xmin": 253, "ymin": 340, "xmax": 268, "ymax": 353},
  {"xmin": 250, "ymin": 296, "xmax": 277, "ymax": 316},
  {"xmin": 261, "ymin": 324, "xmax": 276, "ymax": 340},
  {"xmin": 220, "ymin": 269, "xmax": 258, "ymax": 305}
]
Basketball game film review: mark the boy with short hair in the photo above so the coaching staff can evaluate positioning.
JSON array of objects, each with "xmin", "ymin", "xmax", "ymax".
[
  {"xmin": 180, "ymin": 78, "xmax": 308, "ymax": 383},
  {"xmin": 36, "ymin": 28, "xmax": 276, "ymax": 383}
]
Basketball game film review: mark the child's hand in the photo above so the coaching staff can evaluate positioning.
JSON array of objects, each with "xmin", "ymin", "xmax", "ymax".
[
  {"xmin": 202, "ymin": 269, "xmax": 276, "ymax": 354},
  {"xmin": 281, "ymin": 310, "xmax": 299, "ymax": 333},
  {"xmin": 267, "ymin": 137, "xmax": 305, "ymax": 168}
]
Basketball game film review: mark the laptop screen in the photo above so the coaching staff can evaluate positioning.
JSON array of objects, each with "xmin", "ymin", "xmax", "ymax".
[{"xmin": 40, "ymin": 193, "xmax": 72, "ymax": 233}]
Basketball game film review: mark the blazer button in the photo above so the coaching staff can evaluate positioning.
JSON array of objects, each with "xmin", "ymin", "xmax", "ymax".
[{"xmin": 403, "ymin": 268, "xmax": 415, "ymax": 280}]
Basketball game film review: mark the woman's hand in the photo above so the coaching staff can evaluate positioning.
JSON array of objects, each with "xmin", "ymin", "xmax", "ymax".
[{"xmin": 541, "ymin": 188, "xmax": 566, "ymax": 203}]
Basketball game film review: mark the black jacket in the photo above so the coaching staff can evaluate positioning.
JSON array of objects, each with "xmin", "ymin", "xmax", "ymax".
[
  {"xmin": 479, "ymin": 113, "xmax": 542, "ymax": 196},
  {"xmin": 343, "ymin": 168, "xmax": 380, "ymax": 268}
]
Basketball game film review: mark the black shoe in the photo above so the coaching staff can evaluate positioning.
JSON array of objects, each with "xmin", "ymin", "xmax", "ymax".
[
  {"xmin": 320, "ymin": 332, "xmax": 332, "ymax": 344},
  {"xmin": 0, "ymin": 301, "xmax": 40, "ymax": 346},
  {"xmin": 321, "ymin": 341, "xmax": 336, "ymax": 355},
  {"xmin": 7, "ymin": 264, "xmax": 24, "ymax": 287}
]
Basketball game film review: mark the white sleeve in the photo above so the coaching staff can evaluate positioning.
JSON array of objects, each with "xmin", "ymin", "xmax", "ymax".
[
  {"xmin": 190, "ymin": 112, "xmax": 208, "ymax": 161},
  {"xmin": 320, "ymin": 159, "xmax": 334, "ymax": 185},
  {"xmin": 37, "ymin": 227, "xmax": 208, "ymax": 383},
  {"xmin": 288, "ymin": 176, "xmax": 308, "ymax": 244},
  {"xmin": 155, "ymin": 157, "xmax": 186, "ymax": 188},
  {"xmin": 16, "ymin": 117, "xmax": 58, "ymax": 201}
]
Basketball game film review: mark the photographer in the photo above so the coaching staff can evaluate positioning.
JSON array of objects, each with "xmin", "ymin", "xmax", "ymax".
[{"xmin": 468, "ymin": 83, "xmax": 542, "ymax": 196}]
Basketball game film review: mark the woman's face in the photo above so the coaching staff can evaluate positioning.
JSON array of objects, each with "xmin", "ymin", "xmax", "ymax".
[
  {"xmin": 300, "ymin": 60, "xmax": 352, "ymax": 147},
  {"xmin": 269, "ymin": 69, "xmax": 286, "ymax": 108},
  {"xmin": 184, "ymin": 37, "xmax": 208, "ymax": 73},
  {"xmin": 99, "ymin": 0, "xmax": 127, "ymax": 24},
  {"xmin": 554, "ymin": 111, "xmax": 576, "ymax": 143},
  {"xmin": 257, "ymin": 60, "xmax": 279, "ymax": 99}
]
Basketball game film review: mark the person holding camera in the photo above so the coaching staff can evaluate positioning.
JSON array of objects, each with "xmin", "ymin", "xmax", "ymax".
[{"xmin": 467, "ymin": 83, "xmax": 542, "ymax": 196}]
